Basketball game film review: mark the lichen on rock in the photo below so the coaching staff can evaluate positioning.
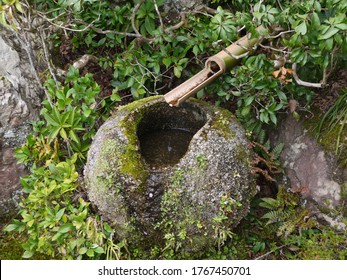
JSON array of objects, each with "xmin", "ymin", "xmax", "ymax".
[{"xmin": 84, "ymin": 96, "xmax": 256, "ymax": 256}]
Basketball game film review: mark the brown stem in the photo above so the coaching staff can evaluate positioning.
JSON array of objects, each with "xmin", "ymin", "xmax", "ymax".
[{"xmin": 292, "ymin": 63, "xmax": 324, "ymax": 88}]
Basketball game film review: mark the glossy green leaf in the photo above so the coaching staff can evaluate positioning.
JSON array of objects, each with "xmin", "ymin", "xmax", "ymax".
[
  {"xmin": 94, "ymin": 246, "xmax": 105, "ymax": 254},
  {"xmin": 313, "ymin": 1, "xmax": 321, "ymax": 12},
  {"xmin": 311, "ymin": 12, "xmax": 320, "ymax": 28},
  {"xmin": 22, "ymin": 251, "xmax": 34, "ymax": 259},
  {"xmin": 162, "ymin": 57, "xmax": 171, "ymax": 68},
  {"xmin": 87, "ymin": 248, "xmax": 95, "ymax": 257},
  {"xmin": 295, "ymin": 21, "xmax": 307, "ymax": 35},
  {"xmin": 60, "ymin": 128, "xmax": 68, "ymax": 140},
  {"xmin": 43, "ymin": 113, "xmax": 59, "ymax": 127},
  {"xmin": 144, "ymin": 17, "xmax": 155, "ymax": 35},
  {"xmin": 318, "ymin": 27, "xmax": 339, "ymax": 40},
  {"xmin": 4, "ymin": 223, "xmax": 17, "ymax": 232},
  {"xmin": 241, "ymin": 106, "xmax": 251, "ymax": 116},
  {"xmin": 55, "ymin": 208, "xmax": 65, "ymax": 221},
  {"xmin": 293, "ymin": 111, "xmax": 300, "ymax": 120},
  {"xmin": 173, "ymin": 66, "xmax": 182, "ymax": 78},
  {"xmin": 245, "ymin": 96, "xmax": 254, "ymax": 106},
  {"xmin": 78, "ymin": 247, "xmax": 88, "ymax": 255},
  {"xmin": 335, "ymin": 23, "xmax": 347, "ymax": 30},
  {"xmin": 58, "ymin": 223, "xmax": 75, "ymax": 233}
]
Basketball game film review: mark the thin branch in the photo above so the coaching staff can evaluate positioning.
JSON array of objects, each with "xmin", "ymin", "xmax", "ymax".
[
  {"xmin": 36, "ymin": 9, "xmax": 67, "ymax": 23},
  {"xmin": 254, "ymin": 243, "xmax": 294, "ymax": 260},
  {"xmin": 39, "ymin": 28, "xmax": 58, "ymax": 85},
  {"xmin": 72, "ymin": 54, "xmax": 98, "ymax": 69},
  {"xmin": 36, "ymin": 12, "xmax": 98, "ymax": 32},
  {"xmin": 153, "ymin": 0, "xmax": 164, "ymax": 31},
  {"xmin": 164, "ymin": 13, "xmax": 186, "ymax": 33},
  {"xmin": 259, "ymin": 43, "xmax": 290, "ymax": 54},
  {"xmin": 199, "ymin": 5, "xmax": 217, "ymax": 14},
  {"xmin": 292, "ymin": 63, "xmax": 324, "ymax": 88},
  {"xmin": 57, "ymin": 54, "xmax": 99, "ymax": 78},
  {"xmin": 75, "ymin": 19, "xmax": 141, "ymax": 38},
  {"xmin": 266, "ymin": 30, "xmax": 294, "ymax": 39},
  {"xmin": 131, "ymin": 0, "xmax": 146, "ymax": 39},
  {"xmin": 276, "ymin": 0, "xmax": 284, "ymax": 11}
]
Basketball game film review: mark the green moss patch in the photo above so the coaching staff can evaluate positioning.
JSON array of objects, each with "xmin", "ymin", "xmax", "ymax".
[{"xmin": 302, "ymin": 108, "xmax": 347, "ymax": 169}]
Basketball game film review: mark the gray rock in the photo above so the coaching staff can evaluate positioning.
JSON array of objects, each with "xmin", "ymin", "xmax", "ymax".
[
  {"xmin": 84, "ymin": 96, "xmax": 256, "ymax": 254},
  {"xmin": 0, "ymin": 148, "xmax": 27, "ymax": 225},
  {"xmin": 0, "ymin": 26, "xmax": 42, "ymax": 226},
  {"xmin": 275, "ymin": 115, "xmax": 342, "ymax": 209}
]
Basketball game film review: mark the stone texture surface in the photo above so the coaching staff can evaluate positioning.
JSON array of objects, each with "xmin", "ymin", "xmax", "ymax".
[
  {"xmin": 0, "ymin": 26, "xmax": 42, "ymax": 225},
  {"xmin": 0, "ymin": 148, "xmax": 27, "ymax": 224},
  {"xmin": 275, "ymin": 115, "xmax": 342, "ymax": 208},
  {"xmin": 84, "ymin": 96, "xmax": 256, "ymax": 253},
  {"xmin": 162, "ymin": 0, "xmax": 209, "ymax": 20}
]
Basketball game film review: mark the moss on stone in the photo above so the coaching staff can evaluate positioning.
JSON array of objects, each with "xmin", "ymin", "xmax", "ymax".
[
  {"xmin": 119, "ymin": 95, "xmax": 162, "ymax": 113},
  {"xmin": 85, "ymin": 96, "xmax": 256, "ymax": 257},
  {"xmin": 302, "ymin": 109, "xmax": 347, "ymax": 168},
  {"xmin": 92, "ymin": 138, "xmax": 122, "ymax": 189},
  {"xmin": 211, "ymin": 109, "xmax": 236, "ymax": 139},
  {"xmin": 119, "ymin": 102, "xmax": 150, "ymax": 189}
]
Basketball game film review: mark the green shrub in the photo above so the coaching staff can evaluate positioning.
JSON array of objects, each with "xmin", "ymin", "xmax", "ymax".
[
  {"xmin": 4, "ymin": 67, "xmax": 128, "ymax": 259},
  {"xmin": 2, "ymin": 0, "xmax": 346, "ymax": 260}
]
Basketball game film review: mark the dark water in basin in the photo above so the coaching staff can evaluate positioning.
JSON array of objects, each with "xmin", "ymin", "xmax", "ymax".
[{"xmin": 139, "ymin": 129, "xmax": 194, "ymax": 168}]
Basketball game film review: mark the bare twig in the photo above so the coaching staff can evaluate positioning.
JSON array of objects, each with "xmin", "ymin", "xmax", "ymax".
[
  {"xmin": 259, "ymin": 43, "xmax": 290, "ymax": 54},
  {"xmin": 75, "ymin": 19, "xmax": 142, "ymax": 38},
  {"xmin": 36, "ymin": 12, "xmax": 98, "ymax": 32},
  {"xmin": 199, "ymin": 5, "xmax": 218, "ymax": 14},
  {"xmin": 131, "ymin": 0, "xmax": 146, "ymax": 39},
  {"xmin": 72, "ymin": 54, "xmax": 98, "ymax": 69},
  {"xmin": 266, "ymin": 29, "xmax": 294, "ymax": 39},
  {"xmin": 276, "ymin": 0, "xmax": 284, "ymax": 11},
  {"xmin": 56, "ymin": 54, "xmax": 99, "ymax": 78},
  {"xmin": 39, "ymin": 28, "xmax": 58, "ymax": 85},
  {"xmin": 225, "ymin": 49, "xmax": 250, "ymax": 60},
  {"xmin": 153, "ymin": 0, "xmax": 164, "ymax": 31},
  {"xmin": 292, "ymin": 63, "xmax": 324, "ymax": 88},
  {"xmin": 254, "ymin": 243, "xmax": 294, "ymax": 260},
  {"xmin": 164, "ymin": 13, "xmax": 186, "ymax": 33}
]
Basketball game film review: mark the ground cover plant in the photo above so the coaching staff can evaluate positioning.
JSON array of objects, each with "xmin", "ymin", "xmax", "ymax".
[{"xmin": 0, "ymin": 0, "xmax": 346, "ymax": 259}]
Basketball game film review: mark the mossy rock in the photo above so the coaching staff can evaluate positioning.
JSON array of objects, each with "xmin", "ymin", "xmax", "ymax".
[{"xmin": 84, "ymin": 96, "xmax": 256, "ymax": 256}]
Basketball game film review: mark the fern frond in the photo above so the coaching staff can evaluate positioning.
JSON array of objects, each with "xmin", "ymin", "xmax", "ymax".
[
  {"xmin": 259, "ymin": 197, "xmax": 280, "ymax": 209},
  {"xmin": 257, "ymin": 128, "xmax": 266, "ymax": 144},
  {"xmin": 263, "ymin": 139, "xmax": 270, "ymax": 150},
  {"xmin": 272, "ymin": 143, "xmax": 284, "ymax": 159},
  {"xmin": 277, "ymin": 220, "xmax": 296, "ymax": 238},
  {"xmin": 261, "ymin": 210, "xmax": 282, "ymax": 225}
]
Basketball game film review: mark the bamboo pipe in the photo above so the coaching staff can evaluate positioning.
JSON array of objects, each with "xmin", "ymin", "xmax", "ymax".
[{"xmin": 164, "ymin": 26, "xmax": 265, "ymax": 106}]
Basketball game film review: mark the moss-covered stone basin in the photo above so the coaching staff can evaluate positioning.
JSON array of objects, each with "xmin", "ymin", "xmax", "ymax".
[{"xmin": 84, "ymin": 96, "xmax": 256, "ymax": 255}]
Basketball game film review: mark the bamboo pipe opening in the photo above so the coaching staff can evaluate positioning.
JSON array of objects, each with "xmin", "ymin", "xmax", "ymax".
[{"xmin": 164, "ymin": 26, "xmax": 265, "ymax": 106}]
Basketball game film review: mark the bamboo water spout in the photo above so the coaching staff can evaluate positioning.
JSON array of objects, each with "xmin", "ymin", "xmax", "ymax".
[{"xmin": 164, "ymin": 26, "xmax": 265, "ymax": 106}]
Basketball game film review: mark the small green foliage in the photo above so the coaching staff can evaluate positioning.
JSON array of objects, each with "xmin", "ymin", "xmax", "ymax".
[
  {"xmin": 3, "ymin": 0, "xmax": 347, "ymax": 260},
  {"xmin": 212, "ymin": 194, "xmax": 238, "ymax": 251},
  {"xmin": 195, "ymin": 154, "xmax": 208, "ymax": 169},
  {"xmin": 286, "ymin": 228, "xmax": 347, "ymax": 260},
  {"xmin": 4, "ymin": 154, "xmax": 110, "ymax": 259},
  {"xmin": 3, "ymin": 66, "xmax": 121, "ymax": 260},
  {"xmin": 259, "ymin": 187, "xmax": 317, "ymax": 238},
  {"xmin": 17, "ymin": 66, "xmax": 103, "ymax": 165},
  {"xmin": 210, "ymin": 6, "xmax": 238, "ymax": 42},
  {"xmin": 0, "ymin": 0, "xmax": 23, "ymax": 30}
]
